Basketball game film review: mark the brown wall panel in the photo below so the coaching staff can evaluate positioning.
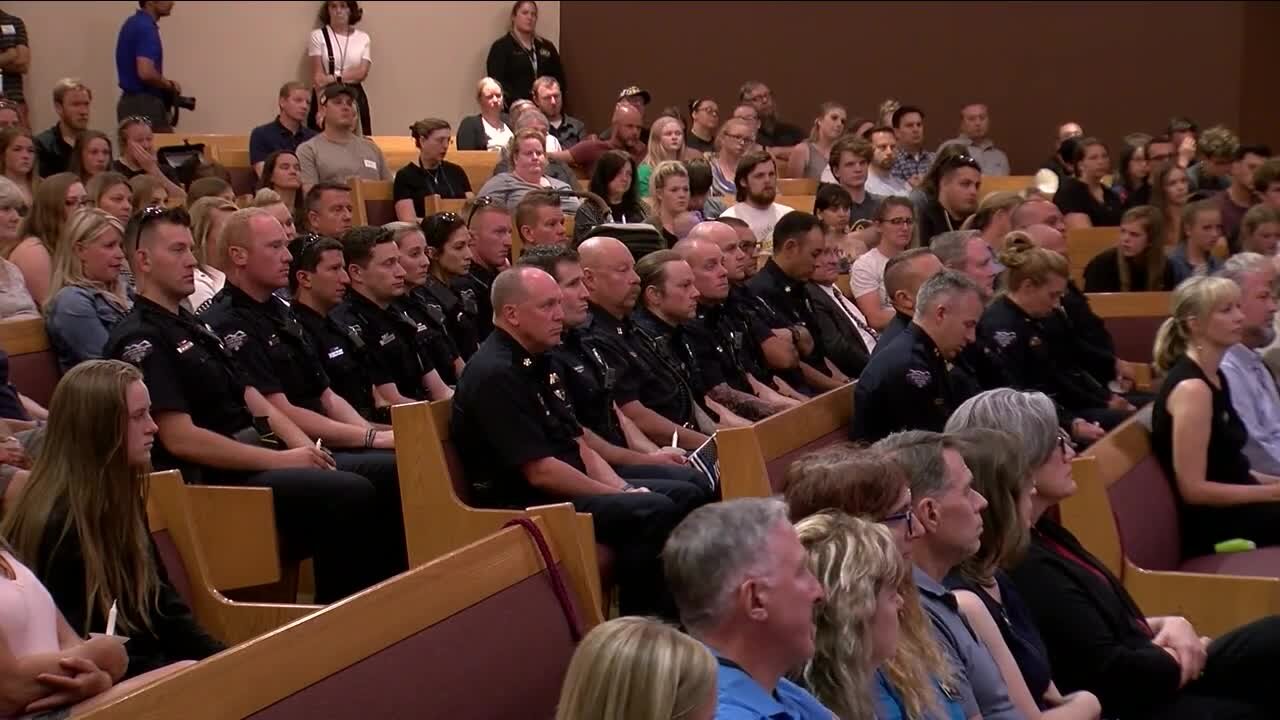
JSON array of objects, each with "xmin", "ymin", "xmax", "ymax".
[
  {"xmin": 1239, "ymin": 1, "xmax": 1280, "ymax": 153},
  {"xmin": 561, "ymin": 1, "xmax": 1246, "ymax": 173}
]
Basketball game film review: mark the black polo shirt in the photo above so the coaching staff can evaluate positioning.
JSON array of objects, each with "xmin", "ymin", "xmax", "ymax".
[
  {"xmin": 917, "ymin": 198, "xmax": 966, "ymax": 245},
  {"xmin": 549, "ymin": 320, "xmax": 626, "ymax": 447},
  {"xmin": 850, "ymin": 323, "xmax": 974, "ymax": 442},
  {"xmin": 688, "ymin": 301, "xmax": 756, "ymax": 394},
  {"xmin": 294, "ymin": 301, "xmax": 386, "ymax": 422},
  {"xmin": 451, "ymin": 263, "xmax": 497, "ymax": 343},
  {"xmin": 392, "ymin": 161, "xmax": 472, "ymax": 217},
  {"xmin": 335, "ymin": 290, "xmax": 436, "ymax": 401},
  {"xmin": 451, "ymin": 328, "xmax": 584, "ymax": 509},
  {"xmin": 200, "ymin": 284, "xmax": 330, "ymax": 415},
  {"xmin": 418, "ymin": 276, "xmax": 480, "ymax": 360},
  {"xmin": 104, "ymin": 296, "xmax": 256, "ymax": 470},
  {"xmin": 34, "ymin": 125, "xmax": 73, "ymax": 177},
  {"xmin": 397, "ymin": 289, "xmax": 462, "ymax": 384},
  {"xmin": 745, "ymin": 258, "xmax": 828, "ymax": 367},
  {"xmin": 584, "ymin": 304, "xmax": 694, "ymax": 427},
  {"xmin": 249, "ymin": 118, "xmax": 317, "ymax": 167},
  {"xmin": 633, "ymin": 307, "xmax": 718, "ymax": 400}
]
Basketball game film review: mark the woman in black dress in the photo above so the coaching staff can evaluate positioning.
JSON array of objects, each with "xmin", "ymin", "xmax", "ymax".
[
  {"xmin": 1152, "ymin": 275, "xmax": 1280, "ymax": 557},
  {"xmin": 1082, "ymin": 205, "xmax": 1179, "ymax": 293}
]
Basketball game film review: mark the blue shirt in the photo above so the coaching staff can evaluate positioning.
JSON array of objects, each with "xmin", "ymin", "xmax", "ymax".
[
  {"xmin": 713, "ymin": 653, "xmax": 832, "ymax": 720},
  {"xmin": 116, "ymin": 10, "xmax": 163, "ymax": 96},
  {"xmin": 874, "ymin": 669, "xmax": 966, "ymax": 720},
  {"xmin": 1221, "ymin": 343, "xmax": 1280, "ymax": 476},
  {"xmin": 249, "ymin": 118, "xmax": 317, "ymax": 167},
  {"xmin": 45, "ymin": 286, "xmax": 130, "ymax": 373}
]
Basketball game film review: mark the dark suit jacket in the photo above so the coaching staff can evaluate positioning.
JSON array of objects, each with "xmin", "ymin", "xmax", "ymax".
[
  {"xmin": 456, "ymin": 114, "xmax": 509, "ymax": 151},
  {"xmin": 806, "ymin": 284, "xmax": 869, "ymax": 378}
]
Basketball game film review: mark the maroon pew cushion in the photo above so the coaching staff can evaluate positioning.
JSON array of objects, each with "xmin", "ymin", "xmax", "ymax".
[
  {"xmin": 364, "ymin": 199, "xmax": 396, "ymax": 227},
  {"xmin": 8, "ymin": 350, "xmax": 59, "ymax": 407},
  {"xmin": 1180, "ymin": 546, "xmax": 1280, "ymax": 577},
  {"xmin": 763, "ymin": 428, "xmax": 849, "ymax": 494},
  {"xmin": 228, "ymin": 166, "xmax": 258, "ymax": 197},
  {"xmin": 1107, "ymin": 456, "xmax": 1181, "ymax": 572},
  {"xmin": 246, "ymin": 568, "xmax": 578, "ymax": 720},
  {"xmin": 1104, "ymin": 316, "xmax": 1165, "ymax": 364}
]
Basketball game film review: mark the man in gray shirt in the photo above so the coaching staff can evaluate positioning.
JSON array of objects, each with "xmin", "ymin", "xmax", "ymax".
[
  {"xmin": 297, "ymin": 83, "xmax": 390, "ymax": 194},
  {"xmin": 939, "ymin": 103, "xmax": 1011, "ymax": 177},
  {"xmin": 874, "ymin": 430, "xmax": 1023, "ymax": 720}
]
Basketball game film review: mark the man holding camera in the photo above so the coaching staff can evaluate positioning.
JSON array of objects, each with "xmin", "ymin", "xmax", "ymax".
[{"xmin": 115, "ymin": 1, "xmax": 186, "ymax": 131}]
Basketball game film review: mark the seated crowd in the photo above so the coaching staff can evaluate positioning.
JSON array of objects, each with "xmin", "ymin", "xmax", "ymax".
[{"xmin": 0, "ymin": 0, "xmax": 1277, "ymax": 716}]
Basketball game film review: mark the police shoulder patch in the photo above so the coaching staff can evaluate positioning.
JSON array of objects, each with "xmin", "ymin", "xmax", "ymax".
[
  {"xmin": 993, "ymin": 330, "xmax": 1017, "ymax": 348},
  {"xmin": 223, "ymin": 330, "xmax": 248, "ymax": 352},
  {"xmin": 905, "ymin": 368, "xmax": 932, "ymax": 388},
  {"xmin": 121, "ymin": 340, "xmax": 153, "ymax": 365}
]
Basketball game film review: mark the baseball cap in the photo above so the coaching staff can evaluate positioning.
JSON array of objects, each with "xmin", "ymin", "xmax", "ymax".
[{"xmin": 618, "ymin": 86, "xmax": 651, "ymax": 104}]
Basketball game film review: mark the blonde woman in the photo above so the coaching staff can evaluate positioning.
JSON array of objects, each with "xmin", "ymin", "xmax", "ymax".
[
  {"xmin": 2, "ymin": 360, "xmax": 222, "ymax": 681},
  {"xmin": 638, "ymin": 116, "xmax": 688, "ymax": 197},
  {"xmin": 710, "ymin": 118, "xmax": 754, "ymax": 197},
  {"xmin": 785, "ymin": 446, "xmax": 964, "ymax": 720},
  {"xmin": 187, "ymin": 197, "xmax": 238, "ymax": 313},
  {"xmin": 0, "ymin": 177, "xmax": 40, "ymax": 320},
  {"xmin": 9, "ymin": 172, "xmax": 85, "ymax": 306},
  {"xmin": 961, "ymin": 190, "xmax": 1022, "ymax": 264},
  {"xmin": 457, "ymin": 77, "xmax": 512, "ymax": 151},
  {"xmin": 554, "ymin": 616, "xmax": 717, "ymax": 720},
  {"xmin": 644, "ymin": 161, "xmax": 691, "ymax": 246},
  {"xmin": 44, "ymin": 209, "xmax": 131, "ymax": 372},
  {"xmin": 1152, "ymin": 276, "xmax": 1280, "ymax": 553},
  {"xmin": 251, "ymin": 187, "xmax": 298, "ymax": 239},
  {"xmin": 786, "ymin": 102, "xmax": 847, "ymax": 181}
]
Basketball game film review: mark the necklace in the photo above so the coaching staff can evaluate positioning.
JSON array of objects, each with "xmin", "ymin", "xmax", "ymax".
[
  {"xmin": 330, "ymin": 25, "xmax": 351, "ymax": 79},
  {"xmin": 422, "ymin": 162, "xmax": 454, "ymax": 197}
]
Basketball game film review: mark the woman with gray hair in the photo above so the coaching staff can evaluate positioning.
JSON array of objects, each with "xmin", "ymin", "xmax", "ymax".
[{"xmin": 947, "ymin": 388, "xmax": 1280, "ymax": 720}]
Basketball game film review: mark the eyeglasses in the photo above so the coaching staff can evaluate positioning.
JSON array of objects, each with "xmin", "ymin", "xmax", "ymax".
[
  {"xmin": 881, "ymin": 507, "xmax": 917, "ymax": 535},
  {"xmin": 124, "ymin": 204, "xmax": 189, "ymax": 249},
  {"xmin": 122, "ymin": 115, "xmax": 152, "ymax": 127},
  {"xmin": 289, "ymin": 232, "xmax": 326, "ymax": 258},
  {"xmin": 1057, "ymin": 429, "xmax": 1076, "ymax": 456},
  {"xmin": 882, "ymin": 217, "xmax": 915, "ymax": 226},
  {"xmin": 726, "ymin": 133, "xmax": 753, "ymax": 144},
  {"xmin": 465, "ymin": 196, "xmax": 498, "ymax": 227},
  {"xmin": 942, "ymin": 154, "xmax": 982, "ymax": 173}
]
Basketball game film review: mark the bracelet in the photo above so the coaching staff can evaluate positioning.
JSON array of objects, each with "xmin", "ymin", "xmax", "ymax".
[{"xmin": 364, "ymin": 427, "xmax": 376, "ymax": 449}]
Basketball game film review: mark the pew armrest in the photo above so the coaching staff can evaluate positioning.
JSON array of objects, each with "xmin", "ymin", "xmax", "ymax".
[
  {"xmin": 214, "ymin": 601, "xmax": 323, "ymax": 646},
  {"xmin": 1123, "ymin": 559, "xmax": 1280, "ymax": 639}
]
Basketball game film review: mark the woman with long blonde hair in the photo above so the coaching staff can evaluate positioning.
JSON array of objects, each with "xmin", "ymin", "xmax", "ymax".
[
  {"xmin": 645, "ymin": 161, "xmax": 691, "ymax": 246},
  {"xmin": 555, "ymin": 616, "xmax": 716, "ymax": 720},
  {"xmin": 186, "ymin": 196, "xmax": 238, "ymax": 313},
  {"xmin": 7, "ymin": 172, "xmax": 85, "ymax": 306},
  {"xmin": 785, "ymin": 444, "xmax": 963, "ymax": 720},
  {"xmin": 43, "ymin": 209, "xmax": 131, "ymax": 372},
  {"xmin": 638, "ymin": 116, "xmax": 689, "ymax": 197},
  {"xmin": 1151, "ymin": 276, "xmax": 1280, "ymax": 552},
  {"xmin": 0, "ymin": 177, "xmax": 39, "ymax": 321},
  {"xmin": 1, "ymin": 360, "xmax": 223, "ymax": 679}
]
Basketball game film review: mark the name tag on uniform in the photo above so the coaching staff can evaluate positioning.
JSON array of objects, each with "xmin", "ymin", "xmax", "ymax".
[
  {"xmin": 379, "ymin": 332, "xmax": 396, "ymax": 347},
  {"xmin": 363, "ymin": 159, "xmax": 378, "ymax": 170},
  {"xmin": 1, "ymin": 26, "xmax": 14, "ymax": 35},
  {"xmin": 176, "ymin": 340, "xmax": 194, "ymax": 354},
  {"xmin": 328, "ymin": 347, "xmax": 345, "ymax": 359}
]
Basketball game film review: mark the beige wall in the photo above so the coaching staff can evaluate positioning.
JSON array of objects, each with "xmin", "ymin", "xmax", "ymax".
[{"xmin": 10, "ymin": 0, "xmax": 560, "ymax": 138}]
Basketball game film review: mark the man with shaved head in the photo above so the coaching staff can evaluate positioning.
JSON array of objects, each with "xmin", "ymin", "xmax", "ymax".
[
  {"xmin": 451, "ymin": 263, "xmax": 706, "ymax": 616},
  {"xmin": 105, "ymin": 207, "xmax": 395, "ymax": 602},
  {"xmin": 578, "ymin": 236, "xmax": 712, "ymax": 451},
  {"xmin": 876, "ymin": 247, "xmax": 944, "ymax": 350},
  {"xmin": 1011, "ymin": 197, "xmax": 1066, "ymax": 235},
  {"xmin": 569, "ymin": 102, "xmax": 646, "ymax": 177}
]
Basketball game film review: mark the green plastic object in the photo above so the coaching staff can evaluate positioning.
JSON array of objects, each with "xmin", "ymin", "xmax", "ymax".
[{"xmin": 1214, "ymin": 538, "xmax": 1257, "ymax": 554}]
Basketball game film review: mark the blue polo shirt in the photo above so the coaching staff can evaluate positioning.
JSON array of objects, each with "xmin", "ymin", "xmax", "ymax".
[
  {"xmin": 116, "ymin": 10, "xmax": 163, "ymax": 96},
  {"xmin": 249, "ymin": 118, "xmax": 317, "ymax": 166},
  {"xmin": 713, "ymin": 653, "xmax": 832, "ymax": 720}
]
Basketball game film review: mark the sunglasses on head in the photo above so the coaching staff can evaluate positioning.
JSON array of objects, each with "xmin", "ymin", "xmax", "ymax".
[
  {"xmin": 942, "ymin": 154, "xmax": 982, "ymax": 173},
  {"xmin": 124, "ymin": 205, "xmax": 189, "ymax": 248},
  {"xmin": 465, "ymin": 196, "xmax": 498, "ymax": 227}
]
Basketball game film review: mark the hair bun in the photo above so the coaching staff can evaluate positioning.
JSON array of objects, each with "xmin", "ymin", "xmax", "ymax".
[{"xmin": 998, "ymin": 232, "xmax": 1034, "ymax": 266}]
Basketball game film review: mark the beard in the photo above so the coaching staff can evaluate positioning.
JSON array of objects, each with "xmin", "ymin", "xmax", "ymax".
[{"xmin": 749, "ymin": 187, "xmax": 777, "ymax": 205}]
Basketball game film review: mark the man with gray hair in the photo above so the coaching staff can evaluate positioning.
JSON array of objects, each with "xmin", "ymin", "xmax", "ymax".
[
  {"xmin": 1219, "ymin": 254, "xmax": 1280, "ymax": 475},
  {"xmin": 930, "ymin": 230, "xmax": 996, "ymax": 300},
  {"xmin": 872, "ymin": 430, "xmax": 1020, "ymax": 720},
  {"xmin": 664, "ymin": 497, "xmax": 830, "ymax": 719},
  {"xmin": 851, "ymin": 271, "xmax": 983, "ymax": 441}
]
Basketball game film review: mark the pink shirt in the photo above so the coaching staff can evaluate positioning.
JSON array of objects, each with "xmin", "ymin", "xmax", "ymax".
[{"xmin": 0, "ymin": 550, "xmax": 60, "ymax": 659}]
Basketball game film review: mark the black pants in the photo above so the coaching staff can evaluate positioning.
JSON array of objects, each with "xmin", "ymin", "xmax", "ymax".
[
  {"xmin": 333, "ymin": 449, "xmax": 407, "ymax": 579},
  {"xmin": 203, "ymin": 466, "xmax": 386, "ymax": 603},
  {"xmin": 615, "ymin": 462, "xmax": 714, "ymax": 496},
  {"xmin": 1143, "ymin": 614, "xmax": 1280, "ymax": 719},
  {"xmin": 117, "ymin": 92, "xmax": 171, "ymax": 132},
  {"xmin": 571, "ymin": 475, "xmax": 709, "ymax": 618},
  {"xmin": 1183, "ymin": 501, "xmax": 1280, "ymax": 557}
]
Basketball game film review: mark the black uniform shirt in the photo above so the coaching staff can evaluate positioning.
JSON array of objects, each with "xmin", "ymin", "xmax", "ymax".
[
  {"xmin": 336, "ymin": 290, "xmax": 436, "ymax": 401},
  {"xmin": 201, "ymin": 284, "xmax": 330, "ymax": 415},
  {"xmin": 745, "ymin": 259, "xmax": 828, "ymax": 367},
  {"xmin": 584, "ymin": 304, "xmax": 694, "ymax": 427},
  {"xmin": 452, "ymin": 263, "xmax": 498, "ymax": 342},
  {"xmin": 633, "ymin": 307, "xmax": 718, "ymax": 401},
  {"xmin": 104, "ymin": 296, "xmax": 255, "ymax": 469},
  {"xmin": 550, "ymin": 320, "xmax": 626, "ymax": 448},
  {"xmin": 294, "ymin": 301, "xmax": 386, "ymax": 421},
  {"xmin": 420, "ymin": 275, "xmax": 481, "ymax": 360},
  {"xmin": 850, "ymin": 323, "xmax": 974, "ymax": 442},
  {"xmin": 399, "ymin": 288, "xmax": 462, "ymax": 385},
  {"xmin": 451, "ymin": 328, "xmax": 583, "ymax": 509},
  {"xmin": 687, "ymin": 302, "xmax": 753, "ymax": 394}
]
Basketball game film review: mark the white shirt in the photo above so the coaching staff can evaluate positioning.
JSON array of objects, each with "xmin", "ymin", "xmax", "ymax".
[
  {"xmin": 308, "ymin": 27, "xmax": 372, "ymax": 79},
  {"xmin": 720, "ymin": 202, "xmax": 794, "ymax": 254},
  {"xmin": 188, "ymin": 266, "xmax": 225, "ymax": 314},
  {"xmin": 849, "ymin": 246, "xmax": 892, "ymax": 308},
  {"xmin": 483, "ymin": 117, "xmax": 513, "ymax": 152},
  {"xmin": 866, "ymin": 170, "xmax": 911, "ymax": 198},
  {"xmin": 822, "ymin": 284, "xmax": 878, "ymax": 353}
]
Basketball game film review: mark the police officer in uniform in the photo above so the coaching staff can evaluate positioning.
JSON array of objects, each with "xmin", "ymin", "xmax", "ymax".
[
  {"xmin": 104, "ymin": 206, "xmax": 393, "ymax": 602},
  {"xmin": 979, "ymin": 238, "xmax": 1131, "ymax": 444},
  {"xmin": 520, "ymin": 245, "xmax": 712, "ymax": 490},
  {"xmin": 875, "ymin": 248, "xmax": 944, "ymax": 353},
  {"xmin": 335, "ymin": 226, "xmax": 455, "ymax": 403},
  {"xmin": 451, "ymin": 265, "xmax": 708, "ymax": 616},
  {"xmin": 420, "ymin": 212, "xmax": 482, "ymax": 360},
  {"xmin": 200, "ymin": 209, "xmax": 407, "ymax": 573},
  {"xmin": 851, "ymin": 271, "xmax": 986, "ymax": 442},
  {"xmin": 451, "ymin": 197, "xmax": 513, "ymax": 343},
  {"xmin": 578, "ymin": 236, "xmax": 712, "ymax": 451},
  {"xmin": 744, "ymin": 211, "xmax": 850, "ymax": 393},
  {"xmin": 385, "ymin": 221, "xmax": 465, "ymax": 385},
  {"xmin": 288, "ymin": 233, "xmax": 389, "ymax": 423}
]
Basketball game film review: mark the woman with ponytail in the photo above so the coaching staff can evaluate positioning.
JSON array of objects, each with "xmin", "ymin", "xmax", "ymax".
[{"xmin": 1151, "ymin": 276, "xmax": 1280, "ymax": 557}]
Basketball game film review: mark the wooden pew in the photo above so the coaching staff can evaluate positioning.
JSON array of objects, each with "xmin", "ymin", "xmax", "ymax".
[
  {"xmin": 1060, "ymin": 413, "xmax": 1280, "ymax": 637},
  {"xmin": 147, "ymin": 471, "xmax": 320, "ymax": 646},
  {"xmin": 0, "ymin": 317, "xmax": 59, "ymax": 406},
  {"xmin": 452, "ymin": 150, "xmax": 501, "ymax": 191},
  {"xmin": 153, "ymin": 133, "xmax": 247, "ymax": 160},
  {"xmin": 1066, "ymin": 226, "xmax": 1119, "ymax": 287},
  {"xmin": 390, "ymin": 400, "xmax": 606, "ymax": 615},
  {"xmin": 370, "ymin": 135, "xmax": 417, "ymax": 154},
  {"xmin": 81, "ymin": 515, "xmax": 600, "ymax": 719},
  {"xmin": 981, "ymin": 175, "xmax": 1036, "ymax": 200},
  {"xmin": 779, "ymin": 178, "xmax": 818, "ymax": 195},
  {"xmin": 351, "ymin": 178, "xmax": 394, "ymax": 227},
  {"xmin": 424, "ymin": 195, "xmax": 468, "ymax": 215},
  {"xmin": 718, "ymin": 383, "xmax": 855, "ymax": 500},
  {"xmin": 210, "ymin": 147, "xmax": 258, "ymax": 197},
  {"xmin": 1086, "ymin": 291, "xmax": 1170, "ymax": 366}
]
